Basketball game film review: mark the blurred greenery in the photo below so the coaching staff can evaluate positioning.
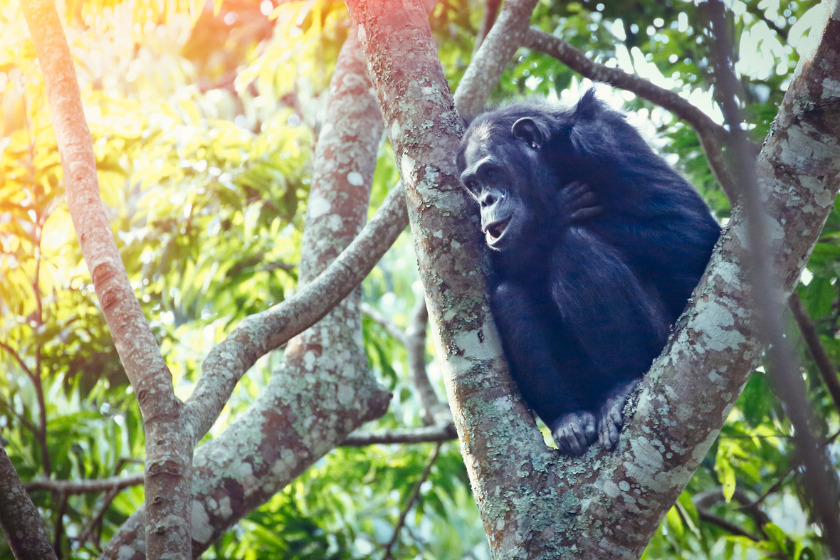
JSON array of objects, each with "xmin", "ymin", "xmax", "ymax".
[{"xmin": 0, "ymin": 0, "xmax": 837, "ymax": 558}]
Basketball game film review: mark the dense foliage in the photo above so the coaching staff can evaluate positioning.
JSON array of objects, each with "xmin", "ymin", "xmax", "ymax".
[{"xmin": 0, "ymin": 0, "xmax": 837, "ymax": 558}]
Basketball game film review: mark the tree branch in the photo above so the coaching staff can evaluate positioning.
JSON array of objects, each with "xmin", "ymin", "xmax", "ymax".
[
  {"xmin": 695, "ymin": 507, "xmax": 760, "ymax": 541},
  {"xmin": 705, "ymin": 2, "xmax": 840, "ymax": 555},
  {"xmin": 341, "ymin": 424, "xmax": 457, "ymax": 446},
  {"xmin": 381, "ymin": 442, "xmax": 442, "ymax": 560},
  {"xmin": 364, "ymin": 299, "xmax": 445, "ymax": 424},
  {"xmin": 454, "ymin": 0, "xmax": 540, "ymax": 116},
  {"xmin": 25, "ymin": 474, "xmax": 143, "ymax": 494},
  {"xmin": 472, "ymin": 0, "xmax": 503, "ymax": 56},
  {"xmin": 0, "ymin": 444, "xmax": 57, "ymax": 560},
  {"xmin": 21, "ymin": 2, "xmax": 191, "ymax": 556},
  {"xmin": 522, "ymin": 27, "xmax": 744, "ymax": 200},
  {"xmin": 789, "ymin": 291, "xmax": 840, "ymax": 415}
]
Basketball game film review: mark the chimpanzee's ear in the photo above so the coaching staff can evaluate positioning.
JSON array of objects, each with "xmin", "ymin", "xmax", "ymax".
[
  {"xmin": 511, "ymin": 117, "xmax": 550, "ymax": 150},
  {"xmin": 573, "ymin": 88, "xmax": 603, "ymax": 121}
]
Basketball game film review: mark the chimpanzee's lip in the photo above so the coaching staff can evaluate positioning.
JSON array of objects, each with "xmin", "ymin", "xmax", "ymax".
[{"xmin": 484, "ymin": 217, "xmax": 511, "ymax": 246}]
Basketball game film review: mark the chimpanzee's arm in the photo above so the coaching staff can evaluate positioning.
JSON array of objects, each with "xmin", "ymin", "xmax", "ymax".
[
  {"xmin": 549, "ymin": 227, "xmax": 670, "ymax": 449},
  {"xmin": 489, "ymin": 280, "xmax": 598, "ymax": 456}
]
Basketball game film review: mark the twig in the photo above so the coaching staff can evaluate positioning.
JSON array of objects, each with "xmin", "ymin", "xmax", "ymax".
[
  {"xmin": 75, "ymin": 485, "xmax": 123, "ymax": 550},
  {"xmin": 406, "ymin": 300, "xmax": 447, "ymax": 424},
  {"xmin": 381, "ymin": 442, "xmax": 443, "ymax": 560},
  {"xmin": 25, "ymin": 474, "xmax": 144, "ymax": 494},
  {"xmin": 362, "ymin": 303, "xmax": 409, "ymax": 344},
  {"xmin": 363, "ymin": 300, "xmax": 445, "ymax": 425},
  {"xmin": 472, "ymin": 0, "xmax": 502, "ymax": 55},
  {"xmin": 789, "ymin": 292, "xmax": 840, "ymax": 415},
  {"xmin": 696, "ymin": 507, "xmax": 761, "ymax": 541},
  {"xmin": 740, "ymin": 429, "xmax": 840, "ymax": 511},
  {"xmin": 341, "ymin": 424, "xmax": 456, "ymax": 446},
  {"xmin": 694, "ymin": 488, "xmax": 770, "ymax": 538}
]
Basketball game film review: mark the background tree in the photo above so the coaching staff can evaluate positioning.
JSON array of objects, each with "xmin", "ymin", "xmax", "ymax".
[{"xmin": 1, "ymin": 0, "xmax": 839, "ymax": 559}]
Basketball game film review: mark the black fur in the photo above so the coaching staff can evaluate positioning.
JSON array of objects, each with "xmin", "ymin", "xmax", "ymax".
[{"xmin": 456, "ymin": 90, "xmax": 720, "ymax": 455}]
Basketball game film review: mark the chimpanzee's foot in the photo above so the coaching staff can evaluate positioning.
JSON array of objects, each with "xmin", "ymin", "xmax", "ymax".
[
  {"xmin": 549, "ymin": 411, "xmax": 598, "ymax": 456},
  {"xmin": 598, "ymin": 379, "xmax": 641, "ymax": 450}
]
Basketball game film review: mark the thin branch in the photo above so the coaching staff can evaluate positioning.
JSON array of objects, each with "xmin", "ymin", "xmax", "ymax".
[
  {"xmin": 694, "ymin": 488, "xmax": 771, "ymax": 538},
  {"xmin": 706, "ymin": 2, "xmax": 840, "ymax": 556},
  {"xmin": 455, "ymin": 0, "xmax": 540, "ymax": 116},
  {"xmin": 0, "ymin": 340, "xmax": 36, "ymax": 380},
  {"xmin": 31, "ymin": 229, "xmax": 51, "ymax": 478},
  {"xmin": 789, "ymin": 292, "xmax": 840, "ymax": 415},
  {"xmin": 381, "ymin": 442, "xmax": 442, "ymax": 560},
  {"xmin": 363, "ymin": 299, "xmax": 444, "ymax": 424},
  {"xmin": 185, "ymin": 182, "xmax": 409, "ymax": 438},
  {"xmin": 0, "ymin": 399, "xmax": 40, "ymax": 439},
  {"xmin": 406, "ymin": 300, "xmax": 446, "ymax": 424},
  {"xmin": 77, "ymin": 459, "xmax": 145, "ymax": 549},
  {"xmin": 472, "ymin": 0, "xmax": 503, "ymax": 56},
  {"xmin": 25, "ymin": 474, "xmax": 144, "ymax": 494},
  {"xmin": 695, "ymin": 507, "xmax": 761, "ymax": 541},
  {"xmin": 362, "ymin": 303, "xmax": 409, "ymax": 344},
  {"xmin": 522, "ymin": 27, "xmax": 744, "ymax": 201},
  {"xmin": 0, "ymin": 339, "xmax": 51, "ymax": 475},
  {"xmin": 341, "ymin": 424, "xmax": 457, "ymax": 446},
  {"xmin": 53, "ymin": 493, "xmax": 67, "ymax": 557},
  {"xmin": 740, "ymin": 429, "xmax": 840, "ymax": 512},
  {"xmin": 76, "ymin": 485, "xmax": 122, "ymax": 550}
]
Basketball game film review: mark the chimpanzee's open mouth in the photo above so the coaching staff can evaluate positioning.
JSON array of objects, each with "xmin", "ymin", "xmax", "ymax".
[{"xmin": 484, "ymin": 218, "xmax": 511, "ymax": 242}]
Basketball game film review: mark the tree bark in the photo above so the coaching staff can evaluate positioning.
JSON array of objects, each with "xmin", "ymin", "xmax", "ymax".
[{"xmin": 0, "ymin": 445, "xmax": 57, "ymax": 560}]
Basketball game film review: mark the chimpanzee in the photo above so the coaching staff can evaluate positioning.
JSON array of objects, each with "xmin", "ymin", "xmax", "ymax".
[{"xmin": 456, "ymin": 90, "xmax": 720, "ymax": 455}]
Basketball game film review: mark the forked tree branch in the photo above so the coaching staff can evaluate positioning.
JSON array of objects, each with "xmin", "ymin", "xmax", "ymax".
[{"xmin": 22, "ymin": 2, "xmax": 191, "ymax": 557}]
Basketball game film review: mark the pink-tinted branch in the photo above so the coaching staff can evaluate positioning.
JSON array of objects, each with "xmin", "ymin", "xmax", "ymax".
[{"xmin": 21, "ymin": 2, "xmax": 191, "ymax": 556}]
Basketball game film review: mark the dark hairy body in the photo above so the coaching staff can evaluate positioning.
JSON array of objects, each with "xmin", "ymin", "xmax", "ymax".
[{"xmin": 456, "ymin": 90, "xmax": 720, "ymax": 455}]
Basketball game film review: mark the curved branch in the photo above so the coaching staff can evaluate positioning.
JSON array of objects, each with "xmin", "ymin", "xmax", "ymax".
[
  {"xmin": 522, "ymin": 28, "xmax": 742, "ymax": 200},
  {"xmin": 22, "ymin": 2, "xmax": 191, "ymax": 556},
  {"xmin": 184, "ymin": 181, "xmax": 407, "ymax": 437},
  {"xmin": 454, "ymin": 0, "xmax": 539, "ymax": 116}
]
